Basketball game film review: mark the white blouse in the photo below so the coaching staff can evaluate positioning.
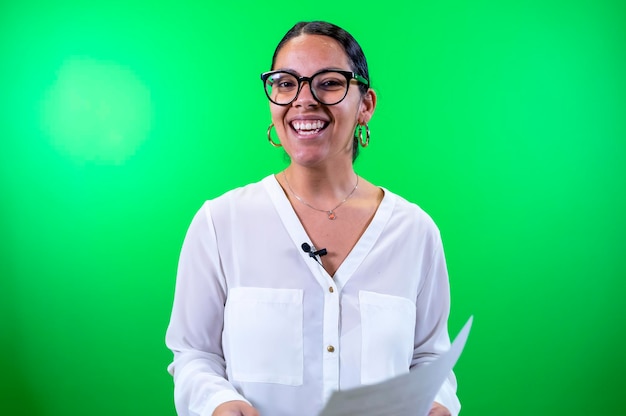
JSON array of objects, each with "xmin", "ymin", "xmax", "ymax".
[{"xmin": 166, "ymin": 175, "xmax": 460, "ymax": 416}]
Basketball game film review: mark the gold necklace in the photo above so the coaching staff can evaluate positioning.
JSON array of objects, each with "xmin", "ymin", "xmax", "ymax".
[{"xmin": 283, "ymin": 171, "xmax": 359, "ymax": 220}]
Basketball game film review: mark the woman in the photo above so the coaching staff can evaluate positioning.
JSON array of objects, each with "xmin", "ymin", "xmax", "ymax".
[{"xmin": 166, "ymin": 21, "xmax": 460, "ymax": 416}]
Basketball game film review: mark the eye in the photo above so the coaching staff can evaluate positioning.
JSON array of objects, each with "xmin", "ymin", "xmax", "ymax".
[
  {"xmin": 315, "ymin": 73, "xmax": 347, "ymax": 90},
  {"xmin": 271, "ymin": 73, "xmax": 298, "ymax": 90}
]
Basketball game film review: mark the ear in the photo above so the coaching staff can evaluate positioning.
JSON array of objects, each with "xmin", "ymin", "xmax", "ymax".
[{"xmin": 358, "ymin": 88, "xmax": 377, "ymax": 124}]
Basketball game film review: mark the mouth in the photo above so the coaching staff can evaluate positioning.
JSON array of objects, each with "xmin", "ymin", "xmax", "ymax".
[{"xmin": 290, "ymin": 120, "xmax": 328, "ymax": 136}]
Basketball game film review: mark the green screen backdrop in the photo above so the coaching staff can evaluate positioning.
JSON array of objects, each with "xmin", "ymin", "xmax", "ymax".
[{"xmin": 1, "ymin": 1, "xmax": 625, "ymax": 415}]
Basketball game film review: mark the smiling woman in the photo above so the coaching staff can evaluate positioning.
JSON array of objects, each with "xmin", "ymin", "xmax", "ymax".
[
  {"xmin": 40, "ymin": 57, "xmax": 152, "ymax": 165},
  {"xmin": 1, "ymin": 1, "xmax": 624, "ymax": 415},
  {"xmin": 165, "ymin": 20, "xmax": 458, "ymax": 416}
]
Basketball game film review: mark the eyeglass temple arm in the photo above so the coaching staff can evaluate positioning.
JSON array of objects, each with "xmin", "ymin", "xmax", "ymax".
[{"xmin": 354, "ymin": 73, "xmax": 369, "ymax": 86}]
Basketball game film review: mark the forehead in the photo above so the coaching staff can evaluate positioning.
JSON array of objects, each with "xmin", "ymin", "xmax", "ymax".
[{"xmin": 274, "ymin": 34, "xmax": 351, "ymax": 72}]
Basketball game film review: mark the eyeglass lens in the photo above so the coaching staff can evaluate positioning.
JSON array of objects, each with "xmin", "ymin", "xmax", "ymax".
[{"xmin": 264, "ymin": 71, "xmax": 350, "ymax": 105}]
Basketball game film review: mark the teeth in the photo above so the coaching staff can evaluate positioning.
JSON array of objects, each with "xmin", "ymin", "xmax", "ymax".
[{"xmin": 292, "ymin": 120, "xmax": 325, "ymax": 131}]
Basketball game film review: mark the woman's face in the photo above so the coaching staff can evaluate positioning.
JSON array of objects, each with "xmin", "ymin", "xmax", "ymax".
[{"xmin": 270, "ymin": 34, "xmax": 375, "ymax": 168}]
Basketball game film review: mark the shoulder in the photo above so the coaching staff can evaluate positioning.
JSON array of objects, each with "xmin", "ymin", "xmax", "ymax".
[
  {"xmin": 384, "ymin": 188, "xmax": 438, "ymax": 227},
  {"xmin": 193, "ymin": 175, "xmax": 277, "ymax": 225},
  {"xmin": 381, "ymin": 188, "xmax": 442, "ymax": 245},
  {"xmin": 202, "ymin": 176, "xmax": 271, "ymax": 208}
]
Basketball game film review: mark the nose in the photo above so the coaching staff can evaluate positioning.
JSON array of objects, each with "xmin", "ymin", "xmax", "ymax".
[{"xmin": 293, "ymin": 81, "xmax": 318, "ymax": 107}]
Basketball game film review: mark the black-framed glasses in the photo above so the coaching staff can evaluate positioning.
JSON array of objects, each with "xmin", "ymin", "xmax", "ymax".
[{"xmin": 260, "ymin": 69, "xmax": 369, "ymax": 106}]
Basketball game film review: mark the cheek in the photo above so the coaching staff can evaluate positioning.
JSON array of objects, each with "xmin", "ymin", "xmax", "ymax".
[
  {"xmin": 269, "ymin": 107, "xmax": 288, "ymax": 131},
  {"xmin": 338, "ymin": 95, "xmax": 363, "ymax": 122},
  {"xmin": 332, "ymin": 106, "xmax": 359, "ymax": 134}
]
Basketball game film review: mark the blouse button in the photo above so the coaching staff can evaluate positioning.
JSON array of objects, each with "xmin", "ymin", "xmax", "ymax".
[
  {"xmin": 329, "ymin": 286, "xmax": 334, "ymax": 293},
  {"xmin": 327, "ymin": 345, "xmax": 335, "ymax": 353}
]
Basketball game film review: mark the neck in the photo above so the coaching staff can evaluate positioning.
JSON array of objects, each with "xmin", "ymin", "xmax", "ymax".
[{"xmin": 283, "ymin": 165, "xmax": 358, "ymax": 202}]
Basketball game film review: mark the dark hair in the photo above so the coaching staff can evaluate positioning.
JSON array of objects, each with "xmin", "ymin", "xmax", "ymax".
[{"xmin": 271, "ymin": 21, "xmax": 371, "ymax": 162}]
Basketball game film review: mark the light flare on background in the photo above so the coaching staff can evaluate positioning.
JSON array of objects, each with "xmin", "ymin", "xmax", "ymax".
[{"xmin": 41, "ymin": 57, "xmax": 152, "ymax": 164}]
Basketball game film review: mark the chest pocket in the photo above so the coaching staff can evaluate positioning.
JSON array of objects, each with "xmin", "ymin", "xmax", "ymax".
[
  {"xmin": 224, "ymin": 287, "xmax": 304, "ymax": 385},
  {"xmin": 359, "ymin": 290, "xmax": 416, "ymax": 385}
]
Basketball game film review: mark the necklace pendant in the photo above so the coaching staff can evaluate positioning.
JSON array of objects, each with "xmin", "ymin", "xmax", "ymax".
[{"xmin": 327, "ymin": 211, "xmax": 336, "ymax": 220}]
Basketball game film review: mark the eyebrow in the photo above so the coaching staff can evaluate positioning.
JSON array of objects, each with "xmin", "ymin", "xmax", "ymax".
[{"xmin": 273, "ymin": 67, "xmax": 351, "ymax": 75}]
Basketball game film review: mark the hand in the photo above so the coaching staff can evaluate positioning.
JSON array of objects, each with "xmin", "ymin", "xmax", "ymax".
[
  {"xmin": 213, "ymin": 400, "xmax": 260, "ymax": 416},
  {"xmin": 429, "ymin": 401, "xmax": 451, "ymax": 416}
]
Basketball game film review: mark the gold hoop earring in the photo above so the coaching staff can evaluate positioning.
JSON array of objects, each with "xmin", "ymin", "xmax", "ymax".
[
  {"xmin": 267, "ymin": 123, "xmax": 282, "ymax": 147},
  {"xmin": 356, "ymin": 124, "xmax": 370, "ymax": 147}
]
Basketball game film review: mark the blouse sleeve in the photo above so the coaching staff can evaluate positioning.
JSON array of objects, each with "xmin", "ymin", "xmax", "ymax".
[
  {"xmin": 165, "ymin": 203, "xmax": 249, "ymax": 416},
  {"xmin": 410, "ymin": 232, "xmax": 461, "ymax": 416}
]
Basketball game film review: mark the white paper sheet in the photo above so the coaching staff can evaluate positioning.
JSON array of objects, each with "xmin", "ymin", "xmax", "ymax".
[{"xmin": 319, "ymin": 316, "xmax": 473, "ymax": 416}]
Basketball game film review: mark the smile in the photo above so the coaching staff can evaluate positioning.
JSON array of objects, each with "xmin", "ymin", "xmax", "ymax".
[{"xmin": 290, "ymin": 120, "xmax": 327, "ymax": 135}]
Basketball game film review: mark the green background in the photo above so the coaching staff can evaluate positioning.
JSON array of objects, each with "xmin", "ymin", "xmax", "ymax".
[{"xmin": 1, "ymin": 0, "xmax": 624, "ymax": 415}]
